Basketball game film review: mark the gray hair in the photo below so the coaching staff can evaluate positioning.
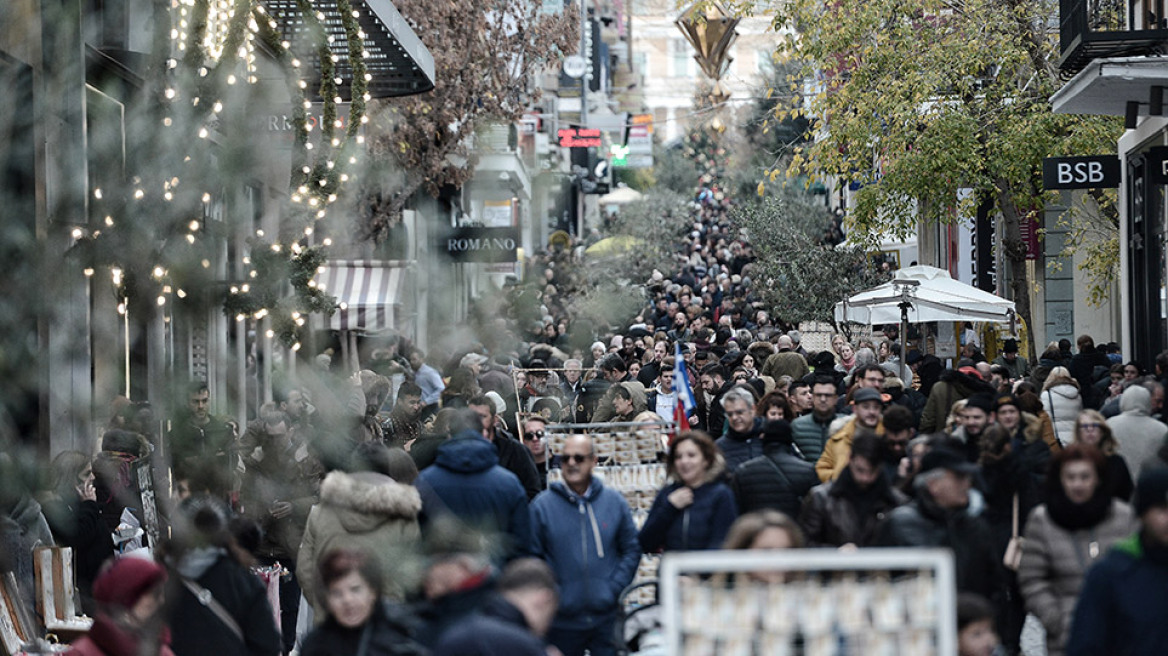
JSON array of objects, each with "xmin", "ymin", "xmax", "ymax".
[{"xmin": 720, "ymin": 387, "xmax": 757, "ymax": 410}]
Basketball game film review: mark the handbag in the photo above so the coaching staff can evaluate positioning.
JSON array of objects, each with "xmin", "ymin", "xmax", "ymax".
[{"xmin": 1003, "ymin": 493, "xmax": 1025, "ymax": 571}]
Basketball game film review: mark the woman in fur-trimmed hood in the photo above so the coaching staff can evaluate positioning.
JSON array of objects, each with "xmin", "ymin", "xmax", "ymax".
[{"xmin": 297, "ymin": 448, "xmax": 422, "ymax": 620}]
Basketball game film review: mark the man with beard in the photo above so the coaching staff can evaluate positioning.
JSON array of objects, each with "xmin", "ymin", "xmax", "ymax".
[
  {"xmin": 696, "ymin": 364, "xmax": 730, "ymax": 436},
  {"xmin": 791, "ymin": 376, "xmax": 843, "ymax": 463},
  {"xmin": 381, "ymin": 381, "xmax": 424, "ymax": 448},
  {"xmin": 637, "ymin": 340, "xmax": 669, "ymax": 388},
  {"xmin": 800, "ymin": 430, "xmax": 909, "ymax": 548},
  {"xmin": 817, "ymin": 387, "xmax": 885, "ymax": 483},
  {"xmin": 468, "ymin": 395, "xmax": 542, "ymax": 502},
  {"xmin": 954, "ymin": 394, "xmax": 996, "ymax": 463},
  {"xmin": 879, "ymin": 404, "xmax": 915, "ymax": 484}
]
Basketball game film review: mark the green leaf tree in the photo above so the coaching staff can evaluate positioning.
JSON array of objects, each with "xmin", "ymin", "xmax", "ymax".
[
  {"xmin": 734, "ymin": 188, "xmax": 888, "ymax": 333},
  {"xmin": 769, "ymin": 0, "xmax": 1123, "ymax": 356}
]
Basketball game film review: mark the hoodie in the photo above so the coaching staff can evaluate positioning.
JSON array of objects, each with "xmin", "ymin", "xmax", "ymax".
[
  {"xmin": 297, "ymin": 471, "xmax": 422, "ymax": 614},
  {"xmin": 417, "ymin": 432, "xmax": 531, "ymax": 559},
  {"xmin": 530, "ymin": 479, "xmax": 640, "ymax": 631},
  {"xmin": 1107, "ymin": 386, "xmax": 1168, "ymax": 476}
]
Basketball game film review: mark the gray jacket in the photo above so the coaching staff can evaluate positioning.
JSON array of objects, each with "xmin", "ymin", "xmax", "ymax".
[{"xmin": 1107, "ymin": 386, "xmax": 1168, "ymax": 476}]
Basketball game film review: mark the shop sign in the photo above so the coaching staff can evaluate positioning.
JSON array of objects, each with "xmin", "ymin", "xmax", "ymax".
[
  {"xmin": 558, "ymin": 127, "xmax": 602, "ymax": 148},
  {"xmin": 441, "ymin": 227, "xmax": 519, "ymax": 263},
  {"xmin": 1042, "ymin": 155, "xmax": 1120, "ymax": 189}
]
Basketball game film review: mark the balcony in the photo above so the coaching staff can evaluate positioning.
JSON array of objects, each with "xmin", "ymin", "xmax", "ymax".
[{"xmin": 1060, "ymin": 0, "xmax": 1168, "ymax": 76}]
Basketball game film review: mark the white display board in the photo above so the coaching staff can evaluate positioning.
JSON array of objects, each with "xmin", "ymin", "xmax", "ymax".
[{"xmin": 659, "ymin": 549, "xmax": 957, "ymax": 656}]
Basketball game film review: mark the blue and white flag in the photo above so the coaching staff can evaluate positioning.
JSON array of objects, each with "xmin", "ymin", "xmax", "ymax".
[{"xmin": 674, "ymin": 342, "xmax": 697, "ymax": 414}]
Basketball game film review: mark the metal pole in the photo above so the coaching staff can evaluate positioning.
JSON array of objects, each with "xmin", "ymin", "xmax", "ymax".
[{"xmin": 580, "ymin": 0, "xmax": 588, "ymax": 127}]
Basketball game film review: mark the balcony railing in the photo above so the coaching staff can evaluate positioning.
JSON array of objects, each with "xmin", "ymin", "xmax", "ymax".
[{"xmin": 1060, "ymin": 0, "xmax": 1168, "ymax": 75}]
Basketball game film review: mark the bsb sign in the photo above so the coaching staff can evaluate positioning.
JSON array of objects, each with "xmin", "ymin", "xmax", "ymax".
[
  {"xmin": 441, "ymin": 227, "xmax": 519, "ymax": 263},
  {"xmin": 1042, "ymin": 155, "xmax": 1120, "ymax": 189}
]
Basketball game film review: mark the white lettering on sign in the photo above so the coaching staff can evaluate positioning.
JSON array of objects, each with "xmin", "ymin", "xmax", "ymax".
[
  {"xmin": 447, "ymin": 238, "xmax": 517, "ymax": 252},
  {"xmin": 1057, "ymin": 161, "xmax": 1106, "ymax": 185}
]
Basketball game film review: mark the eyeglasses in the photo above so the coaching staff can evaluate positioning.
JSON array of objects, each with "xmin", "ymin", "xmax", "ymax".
[
  {"xmin": 524, "ymin": 430, "xmax": 546, "ymax": 441},
  {"xmin": 563, "ymin": 453, "xmax": 592, "ymax": 464}
]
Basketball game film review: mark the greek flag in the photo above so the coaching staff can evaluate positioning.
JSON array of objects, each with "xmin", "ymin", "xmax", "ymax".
[{"xmin": 674, "ymin": 342, "xmax": 697, "ymax": 413}]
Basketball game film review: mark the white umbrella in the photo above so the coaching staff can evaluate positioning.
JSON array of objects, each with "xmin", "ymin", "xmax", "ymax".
[
  {"xmin": 598, "ymin": 186, "xmax": 644, "ymax": 205},
  {"xmin": 834, "ymin": 265, "xmax": 1015, "ymax": 324}
]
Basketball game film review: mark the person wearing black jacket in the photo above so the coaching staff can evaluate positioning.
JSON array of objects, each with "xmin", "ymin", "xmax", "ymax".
[
  {"xmin": 433, "ymin": 558, "xmax": 559, "ymax": 656},
  {"xmin": 877, "ymin": 448, "xmax": 1001, "ymax": 601},
  {"xmin": 732, "ymin": 420, "xmax": 818, "ymax": 518},
  {"xmin": 41, "ymin": 451, "xmax": 113, "ymax": 614},
  {"xmin": 714, "ymin": 387, "xmax": 766, "ymax": 471},
  {"xmin": 469, "ymin": 396, "xmax": 542, "ymax": 501},
  {"xmin": 1069, "ymin": 335, "xmax": 1111, "ymax": 409},
  {"xmin": 800, "ymin": 431, "xmax": 908, "ymax": 548},
  {"xmin": 166, "ymin": 496, "xmax": 282, "ymax": 656}
]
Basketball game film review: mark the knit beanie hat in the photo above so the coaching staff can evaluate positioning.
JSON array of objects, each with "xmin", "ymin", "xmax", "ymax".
[{"xmin": 92, "ymin": 557, "xmax": 167, "ymax": 610}]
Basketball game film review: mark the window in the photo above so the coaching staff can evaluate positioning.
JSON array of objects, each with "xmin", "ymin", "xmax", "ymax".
[{"xmin": 671, "ymin": 38, "xmax": 692, "ymax": 77}]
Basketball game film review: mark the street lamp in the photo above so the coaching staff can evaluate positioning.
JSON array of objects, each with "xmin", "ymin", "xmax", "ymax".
[{"xmin": 675, "ymin": 1, "xmax": 740, "ymax": 104}]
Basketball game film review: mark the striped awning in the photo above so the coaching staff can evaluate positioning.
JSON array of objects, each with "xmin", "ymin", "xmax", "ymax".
[{"xmin": 314, "ymin": 260, "xmax": 409, "ymax": 333}]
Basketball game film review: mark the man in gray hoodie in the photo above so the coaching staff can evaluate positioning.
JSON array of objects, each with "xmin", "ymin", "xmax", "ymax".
[{"xmin": 1107, "ymin": 385, "xmax": 1168, "ymax": 476}]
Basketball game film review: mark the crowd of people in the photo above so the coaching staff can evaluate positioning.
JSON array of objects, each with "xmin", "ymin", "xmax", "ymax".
[{"xmin": 6, "ymin": 188, "xmax": 1168, "ymax": 656}]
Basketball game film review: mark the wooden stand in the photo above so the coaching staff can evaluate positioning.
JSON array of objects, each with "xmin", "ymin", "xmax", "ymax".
[
  {"xmin": 32, "ymin": 548, "xmax": 91, "ymax": 642},
  {"xmin": 0, "ymin": 572, "xmax": 35, "ymax": 655}
]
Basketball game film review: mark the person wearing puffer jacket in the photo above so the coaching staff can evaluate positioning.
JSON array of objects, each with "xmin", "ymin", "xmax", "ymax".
[
  {"xmin": 1017, "ymin": 444, "xmax": 1136, "ymax": 656},
  {"xmin": 1042, "ymin": 367, "xmax": 1084, "ymax": 446},
  {"xmin": 297, "ymin": 444, "xmax": 422, "ymax": 620},
  {"xmin": 1107, "ymin": 385, "xmax": 1168, "ymax": 476}
]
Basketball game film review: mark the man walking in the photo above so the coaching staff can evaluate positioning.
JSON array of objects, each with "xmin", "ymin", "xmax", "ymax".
[
  {"xmin": 791, "ymin": 376, "xmax": 843, "ymax": 463},
  {"xmin": 530, "ymin": 435, "xmax": 640, "ymax": 656}
]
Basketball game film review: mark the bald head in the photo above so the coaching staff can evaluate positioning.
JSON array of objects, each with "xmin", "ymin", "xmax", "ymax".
[{"xmin": 776, "ymin": 335, "xmax": 793, "ymax": 351}]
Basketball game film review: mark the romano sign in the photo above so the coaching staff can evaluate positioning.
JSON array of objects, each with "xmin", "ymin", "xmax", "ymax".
[{"xmin": 441, "ymin": 227, "xmax": 520, "ymax": 263}]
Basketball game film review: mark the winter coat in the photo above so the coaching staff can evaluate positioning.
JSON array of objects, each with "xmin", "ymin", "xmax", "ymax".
[
  {"xmin": 433, "ymin": 594, "xmax": 546, "ymax": 656},
  {"xmin": 760, "ymin": 351, "xmax": 808, "ymax": 382},
  {"xmin": 732, "ymin": 442, "xmax": 819, "ymax": 519},
  {"xmin": 298, "ymin": 471, "xmax": 422, "ymax": 617},
  {"xmin": 42, "ymin": 492, "xmax": 113, "ymax": 611},
  {"xmin": 530, "ymin": 479, "xmax": 640, "ymax": 632},
  {"xmin": 790, "ymin": 412, "xmax": 840, "ymax": 463},
  {"xmin": 1018, "ymin": 499, "xmax": 1136, "ymax": 656},
  {"xmin": 876, "ymin": 488, "xmax": 1001, "ymax": 599},
  {"xmin": 639, "ymin": 464, "xmax": 737, "ymax": 553},
  {"xmin": 1042, "ymin": 385, "xmax": 1084, "ymax": 446},
  {"xmin": 1069, "ymin": 349, "xmax": 1111, "ymax": 408},
  {"xmin": 1067, "ymin": 533, "xmax": 1168, "ymax": 656},
  {"xmin": 417, "ymin": 434, "xmax": 530, "ymax": 559},
  {"xmin": 67, "ymin": 615, "xmax": 176, "ymax": 656},
  {"xmin": 714, "ymin": 417, "xmax": 765, "ymax": 472},
  {"xmin": 992, "ymin": 353, "xmax": 1032, "ymax": 381},
  {"xmin": 492, "ymin": 428, "xmax": 542, "ymax": 502},
  {"xmin": 1107, "ymin": 386, "xmax": 1168, "ymax": 476},
  {"xmin": 300, "ymin": 600, "xmax": 428, "ymax": 656},
  {"xmin": 238, "ymin": 423, "xmax": 319, "ymax": 561},
  {"xmin": 980, "ymin": 413, "xmax": 1051, "ymax": 542},
  {"xmin": 799, "ymin": 468, "xmax": 908, "ymax": 548},
  {"xmin": 815, "ymin": 416, "xmax": 884, "ymax": 483},
  {"xmin": 919, "ymin": 368, "xmax": 996, "ymax": 433},
  {"xmin": 168, "ymin": 550, "xmax": 282, "ymax": 656}
]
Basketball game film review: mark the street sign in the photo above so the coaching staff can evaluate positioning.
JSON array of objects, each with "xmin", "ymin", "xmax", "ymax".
[
  {"xmin": 563, "ymin": 55, "xmax": 587, "ymax": 79},
  {"xmin": 1042, "ymin": 155, "xmax": 1120, "ymax": 189}
]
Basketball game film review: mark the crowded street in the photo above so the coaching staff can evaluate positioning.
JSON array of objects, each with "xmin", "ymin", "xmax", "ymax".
[{"xmin": 2, "ymin": 0, "xmax": 1168, "ymax": 655}]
